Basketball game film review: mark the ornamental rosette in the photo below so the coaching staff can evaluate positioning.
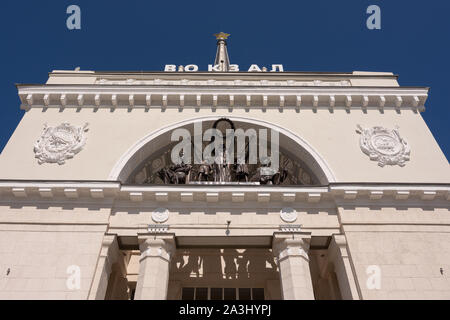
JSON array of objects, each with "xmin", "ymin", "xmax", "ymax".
[
  {"xmin": 33, "ymin": 122, "xmax": 89, "ymax": 165},
  {"xmin": 152, "ymin": 208, "xmax": 169, "ymax": 223},
  {"xmin": 356, "ymin": 125, "xmax": 410, "ymax": 167},
  {"xmin": 280, "ymin": 207, "xmax": 298, "ymax": 223}
]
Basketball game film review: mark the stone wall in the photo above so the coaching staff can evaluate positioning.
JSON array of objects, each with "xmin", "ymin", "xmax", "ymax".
[
  {"xmin": 345, "ymin": 230, "xmax": 450, "ymax": 299},
  {"xmin": 0, "ymin": 225, "xmax": 106, "ymax": 299}
]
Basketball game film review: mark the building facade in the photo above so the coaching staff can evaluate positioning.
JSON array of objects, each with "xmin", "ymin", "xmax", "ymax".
[{"xmin": 0, "ymin": 35, "xmax": 449, "ymax": 300}]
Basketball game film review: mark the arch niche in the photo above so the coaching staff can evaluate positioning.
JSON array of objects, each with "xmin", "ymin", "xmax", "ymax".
[{"xmin": 108, "ymin": 116, "xmax": 336, "ymax": 186}]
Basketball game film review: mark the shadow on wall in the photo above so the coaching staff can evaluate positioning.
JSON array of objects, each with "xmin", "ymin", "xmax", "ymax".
[{"xmin": 171, "ymin": 248, "xmax": 278, "ymax": 281}]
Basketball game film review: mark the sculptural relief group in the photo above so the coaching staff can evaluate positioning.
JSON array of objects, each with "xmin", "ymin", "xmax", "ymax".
[{"xmin": 156, "ymin": 119, "xmax": 288, "ymax": 185}]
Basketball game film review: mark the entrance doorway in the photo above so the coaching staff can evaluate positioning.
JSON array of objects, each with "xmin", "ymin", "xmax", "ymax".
[{"xmin": 181, "ymin": 287, "xmax": 265, "ymax": 300}]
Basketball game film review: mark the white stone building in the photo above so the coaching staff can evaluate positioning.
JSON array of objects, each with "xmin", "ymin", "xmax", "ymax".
[{"xmin": 0, "ymin": 34, "xmax": 449, "ymax": 300}]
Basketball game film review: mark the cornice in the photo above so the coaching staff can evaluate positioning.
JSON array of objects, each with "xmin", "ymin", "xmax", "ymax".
[
  {"xmin": 47, "ymin": 70, "xmax": 398, "ymax": 79},
  {"xmin": 0, "ymin": 181, "xmax": 447, "ymax": 204},
  {"xmin": 17, "ymin": 85, "xmax": 428, "ymax": 112}
]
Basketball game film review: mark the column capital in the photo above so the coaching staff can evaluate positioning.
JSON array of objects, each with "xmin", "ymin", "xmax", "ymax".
[
  {"xmin": 101, "ymin": 234, "xmax": 117, "ymax": 249},
  {"xmin": 138, "ymin": 235, "xmax": 176, "ymax": 263},
  {"xmin": 329, "ymin": 234, "xmax": 349, "ymax": 259},
  {"xmin": 100, "ymin": 234, "xmax": 119, "ymax": 274},
  {"xmin": 272, "ymin": 233, "xmax": 311, "ymax": 262}
]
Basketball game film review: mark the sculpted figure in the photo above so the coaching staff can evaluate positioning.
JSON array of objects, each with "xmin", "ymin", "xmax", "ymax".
[
  {"xmin": 251, "ymin": 157, "xmax": 288, "ymax": 185},
  {"xmin": 214, "ymin": 147, "xmax": 232, "ymax": 183},
  {"xmin": 158, "ymin": 161, "xmax": 192, "ymax": 184},
  {"xmin": 197, "ymin": 159, "xmax": 213, "ymax": 182},
  {"xmin": 235, "ymin": 163, "xmax": 249, "ymax": 182}
]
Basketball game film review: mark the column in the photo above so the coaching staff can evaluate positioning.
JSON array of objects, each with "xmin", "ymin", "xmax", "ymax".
[
  {"xmin": 134, "ymin": 235, "xmax": 175, "ymax": 300},
  {"xmin": 273, "ymin": 234, "xmax": 315, "ymax": 300},
  {"xmin": 327, "ymin": 234, "xmax": 361, "ymax": 300}
]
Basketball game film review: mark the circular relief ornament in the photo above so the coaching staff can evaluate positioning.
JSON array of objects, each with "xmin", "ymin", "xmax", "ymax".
[
  {"xmin": 356, "ymin": 125, "xmax": 410, "ymax": 167},
  {"xmin": 280, "ymin": 207, "xmax": 298, "ymax": 223},
  {"xmin": 34, "ymin": 122, "xmax": 89, "ymax": 165},
  {"xmin": 152, "ymin": 208, "xmax": 169, "ymax": 223}
]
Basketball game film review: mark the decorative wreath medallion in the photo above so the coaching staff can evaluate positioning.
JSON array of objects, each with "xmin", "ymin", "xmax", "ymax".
[
  {"xmin": 34, "ymin": 122, "xmax": 89, "ymax": 165},
  {"xmin": 152, "ymin": 208, "xmax": 169, "ymax": 223},
  {"xmin": 280, "ymin": 207, "xmax": 298, "ymax": 223},
  {"xmin": 356, "ymin": 125, "xmax": 410, "ymax": 167}
]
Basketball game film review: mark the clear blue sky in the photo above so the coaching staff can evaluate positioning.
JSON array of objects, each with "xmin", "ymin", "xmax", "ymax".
[{"xmin": 0, "ymin": 0, "xmax": 449, "ymax": 160}]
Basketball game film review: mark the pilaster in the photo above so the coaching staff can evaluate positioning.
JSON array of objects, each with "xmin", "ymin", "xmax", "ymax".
[
  {"xmin": 88, "ymin": 234, "xmax": 123, "ymax": 300},
  {"xmin": 327, "ymin": 234, "xmax": 361, "ymax": 300}
]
